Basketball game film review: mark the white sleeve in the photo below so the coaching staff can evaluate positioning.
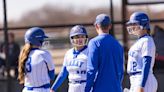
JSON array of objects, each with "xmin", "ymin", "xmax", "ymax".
[
  {"xmin": 43, "ymin": 51, "xmax": 55, "ymax": 71},
  {"xmin": 141, "ymin": 39, "xmax": 154, "ymax": 57}
]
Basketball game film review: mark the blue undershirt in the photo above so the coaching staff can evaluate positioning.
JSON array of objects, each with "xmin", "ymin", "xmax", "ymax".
[
  {"xmin": 48, "ymin": 70, "xmax": 55, "ymax": 80},
  {"xmin": 51, "ymin": 66, "xmax": 68, "ymax": 91},
  {"xmin": 140, "ymin": 56, "xmax": 152, "ymax": 87},
  {"xmin": 139, "ymin": 34, "xmax": 152, "ymax": 87}
]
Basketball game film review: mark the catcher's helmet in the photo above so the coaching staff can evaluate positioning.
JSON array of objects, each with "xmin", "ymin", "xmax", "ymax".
[
  {"xmin": 70, "ymin": 25, "xmax": 88, "ymax": 46},
  {"xmin": 24, "ymin": 27, "xmax": 48, "ymax": 46},
  {"xmin": 126, "ymin": 12, "xmax": 150, "ymax": 31}
]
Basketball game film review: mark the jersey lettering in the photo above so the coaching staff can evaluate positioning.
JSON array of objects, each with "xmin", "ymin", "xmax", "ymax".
[
  {"xmin": 67, "ymin": 60, "xmax": 84, "ymax": 67},
  {"xmin": 77, "ymin": 70, "xmax": 86, "ymax": 74},
  {"xmin": 129, "ymin": 51, "xmax": 138, "ymax": 58}
]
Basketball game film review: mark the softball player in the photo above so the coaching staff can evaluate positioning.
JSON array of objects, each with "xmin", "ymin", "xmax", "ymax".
[
  {"xmin": 126, "ymin": 12, "xmax": 158, "ymax": 92},
  {"xmin": 18, "ymin": 27, "xmax": 55, "ymax": 92},
  {"xmin": 50, "ymin": 25, "xmax": 88, "ymax": 92}
]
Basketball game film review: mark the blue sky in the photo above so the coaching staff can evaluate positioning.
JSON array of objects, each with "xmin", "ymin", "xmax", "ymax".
[{"xmin": 0, "ymin": 0, "xmax": 163, "ymax": 22}]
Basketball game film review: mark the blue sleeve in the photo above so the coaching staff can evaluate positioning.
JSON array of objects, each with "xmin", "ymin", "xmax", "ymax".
[
  {"xmin": 85, "ymin": 40, "xmax": 99, "ymax": 92},
  {"xmin": 140, "ymin": 56, "xmax": 152, "ymax": 87},
  {"xmin": 115, "ymin": 47, "xmax": 124, "ymax": 83},
  {"xmin": 48, "ymin": 69, "xmax": 55, "ymax": 80},
  {"xmin": 51, "ymin": 66, "xmax": 68, "ymax": 91}
]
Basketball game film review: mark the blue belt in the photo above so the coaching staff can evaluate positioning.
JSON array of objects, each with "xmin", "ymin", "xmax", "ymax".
[
  {"xmin": 129, "ymin": 71, "xmax": 142, "ymax": 76},
  {"xmin": 69, "ymin": 80, "xmax": 86, "ymax": 84},
  {"xmin": 25, "ymin": 83, "xmax": 50, "ymax": 90}
]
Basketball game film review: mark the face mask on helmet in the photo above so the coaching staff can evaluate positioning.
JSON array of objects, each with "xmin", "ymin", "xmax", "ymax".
[
  {"xmin": 126, "ymin": 23, "xmax": 143, "ymax": 35},
  {"xmin": 126, "ymin": 12, "xmax": 150, "ymax": 36},
  {"xmin": 71, "ymin": 35, "xmax": 88, "ymax": 47},
  {"xmin": 41, "ymin": 40, "xmax": 50, "ymax": 49}
]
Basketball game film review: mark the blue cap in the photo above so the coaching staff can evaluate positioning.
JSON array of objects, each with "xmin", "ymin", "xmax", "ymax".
[{"xmin": 94, "ymin": 14, "xmax": 111, "ymax": 26}]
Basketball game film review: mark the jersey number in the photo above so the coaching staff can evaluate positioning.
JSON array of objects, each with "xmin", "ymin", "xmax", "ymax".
[
  {"xmin": 25, "ymin": 57, "xmax": 32, "ymax": 73},
  {"xmin": 132, "ymin": 61, "xmax": 137, "ymax": 71}
]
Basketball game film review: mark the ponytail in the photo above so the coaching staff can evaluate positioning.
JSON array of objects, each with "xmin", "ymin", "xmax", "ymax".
[{"xmin": 18, "ymin": 43, "xmax": 32, "ymax": 84}]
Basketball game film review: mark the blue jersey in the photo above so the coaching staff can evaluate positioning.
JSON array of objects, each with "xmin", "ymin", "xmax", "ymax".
[{"xmin": 85, "ymin": 34, "xmax": 124, "ymax": 92}]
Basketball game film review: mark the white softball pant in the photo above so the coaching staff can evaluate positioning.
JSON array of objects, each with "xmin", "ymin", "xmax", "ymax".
[
  {"xmin": 129, "ymin": 73, "xmax": 158, "ymax": 92},
  {"xmin": 68, "ymin": 82, "xmax": 86, "ymax": 92}
]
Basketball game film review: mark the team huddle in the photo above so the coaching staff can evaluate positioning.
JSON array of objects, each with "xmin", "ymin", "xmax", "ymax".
[{"xmin": 17, "ymin": 11, "xmax": 158, "ymax": 92}]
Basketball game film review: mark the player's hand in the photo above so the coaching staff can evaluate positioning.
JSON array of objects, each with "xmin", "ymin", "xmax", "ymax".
[
  {"xmin": 50, "ymin": 89, "xmax": 55, "ymax": 92},
  {"xmin": 137, "ymin": 87, "xmax": 144, "ymax": 92}
]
